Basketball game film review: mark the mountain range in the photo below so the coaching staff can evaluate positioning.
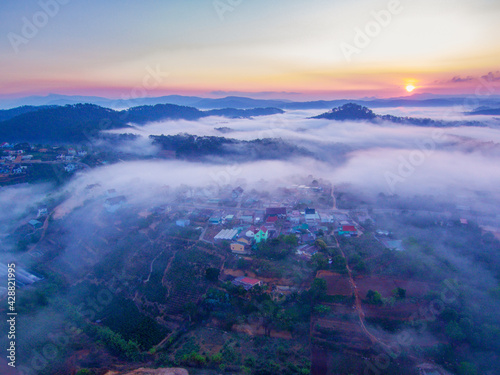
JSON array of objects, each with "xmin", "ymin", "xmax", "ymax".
[{"xmin": 2, "ymin": 93, "xmax": 500, "ymax": 110}]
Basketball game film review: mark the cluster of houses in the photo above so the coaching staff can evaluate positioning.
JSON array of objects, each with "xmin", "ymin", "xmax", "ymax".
[
  {"xmin": 0, "ymin": 142, "xmax": 88, "ymax": 178},
  {"xmin": 206, "ymin": 206, "xmax": 362, "ymax": 257}
]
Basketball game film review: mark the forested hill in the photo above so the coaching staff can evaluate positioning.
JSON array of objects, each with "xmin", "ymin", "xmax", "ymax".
[
  {"xmin": 0, "ymin": 104, "xmax": 284, "ymax": 143},
  {"xmin": 0, "ymin": 105, "xmax": 58, "ymax": 122},
  {"xmin": 0, "ymin": 104, "xmax": 126, "ymax": 143},
  {"xmin": 466, "ymin": 107, "xmax": 500, "ymax": 116},
  {"xmin": 313, "ymin": 103, "xmax": 485, "ymax": 127},
  {"xmin": 150, "ymin": 134, "xmax": 312, "ymax": 161}
]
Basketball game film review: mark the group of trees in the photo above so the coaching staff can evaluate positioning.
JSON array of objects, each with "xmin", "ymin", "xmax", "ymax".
[
  {"xmin": 151, "ymin": 134, "xmax": 310, "ymax": 161},
  {"xmin": 255, "ymin": 234, "xmax": 298, "ymax": 260}
]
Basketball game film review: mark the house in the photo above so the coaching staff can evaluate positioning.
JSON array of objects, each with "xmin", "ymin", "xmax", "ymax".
[
  {"xmin": 380, "ymin": 239, "xmax": 404, "ymax": 251},
  {"xmin": 254, "ymin": 226, "xmax": 269, "ymax": 243},
  {"xmin": 320, "ymin": 213, "xmax": 334, "ymax": 223},
  {"xmin": 240, "ymin": 213, "xmax": 254, "ymax": 224},
  {"xmin": 230, "ymin": 238, "xmax": 252, "ymax": 254},
  {"xmin": 266, "ymin": 216, "xmax": 278, "ymax": 224},
  {"xmin": 176, "ymin": 219, "xmax": 191, "ymax": 227},
  {"xmin": 288, "ymin": 210, "xmax": 301, "ymax": 224},
  {"xmin": 214, "ymin": 228, "xmax": 239, "ymax": 241},
  {"xmin": 338, "ymin": 225, "xmax": 357, "ymax": 237},
  {"xmin": 232, "ymin": 276, "xmax": 262, "ymax": 290},
  {"xmin": 245, "ymin": 226, "xmax": 269, "ymax": 243},
  {"xmin": 209, "ymin": 216, "xmax": 222, "ymax": 225},
  {"xmin": 300, "ymin": 232, "xmax": 316, "ymax": 243},
  {"xmin": 296, "ymin": 244, "xmax": 319, "ymax": 260},
  {"xmin": 29, "ymin": 220, "xmax": 43, "ymax": 229},
  {"xmin": 292, "ymin": 223, "xmax": 309, "ymax": 233},
  {"xmin": 266, "ymin": 207, "xmax": 287, "ymax": 219},
  {"xmin": 0, "ymin": 142, "xmax": 12, "ymax": 148},
  {"xmin": 305, "ymin": 208, "xmax": 320, "ymax": 223},
  {"xmin": 21, "ymin": 155, "xmax": 33, "ymax": 161}
]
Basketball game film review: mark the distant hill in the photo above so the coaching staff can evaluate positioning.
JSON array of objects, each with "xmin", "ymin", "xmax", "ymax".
[
  {"xmin": 205, "ymin": 107, "xmax": 284, "ymax": 118},
  {"xmin": 313, "ymin": 103, "xmax": 485, "ymax": 127},
  {"xmin": 194, "ymin": 96, "xmax": 290, "ymax": 109},
  {"xmin": 0, "ymin": 104, "xmax": 127, "ymax": 143},
  {"xmin": 3, "ymin": 93, "xmax": 500, "ymax": 110},
  {"xmin": 0, "ymin": 105, "xmax": 57, "ymax": 122},
  {"xmin": 125, "ymin": 104, "xmax": 205, "ymax": 124},
  {"xmin": 313, "ymin": 103, "xmax": 376, "ymax": 120},
  {"xmin": 466, "ymin": 107, "xmax": 500, "ymax": 116},
  {"xmin": 0, "ymin": 103, "xmax": 285, "ymax": 143}
]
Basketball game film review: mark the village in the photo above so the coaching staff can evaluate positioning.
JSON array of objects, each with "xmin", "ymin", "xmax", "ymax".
[
  {"xmin": 0, "ymin": 141, "xmax": 90, "ymax": 184},
  {"xmin": 1, "ymin": 147, "xmax": 491, "ymax": 375}
]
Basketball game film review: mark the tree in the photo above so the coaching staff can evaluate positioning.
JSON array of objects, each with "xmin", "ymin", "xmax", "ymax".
[
  {"xmin": 310, "ymin": 278, "xmax": 327, "ymax": 302},
  {"xmin": 458, "ymin": 362, "xmax": 477, "ymax": 375},
  {"xmin": 392, "ymin": 287, "xmax": 406, "ymax": 299},
  {"xmin": 314, "ymin": 305, "xmax": 331, "ymax": 315},
  {"xmin": 258, "ymin": 300, "xmax": 279, "ymax": 336},
  {"xmin": 315, "ymin": 239, "xmax": 327, "ymax": 251},
  {"xmin": 182, "ymin": 351, "xmax": 207, "ymax": 367},
  {"xmin": 205, "ymin": 267, "xmax": 220, "ymax": 282},
  {"xmin": 366, "ymin": 290, "xmax": 382, "ymax": 305},
  {"xmin": 331, "ymin": 255, "xmax": 347, "ymax": 272},
  {"xmin": 446, "ymin": 321, "xmax": 466, "ymax": 342},
  {"xmin": 310, "ymin": 253, "xmax": 329, "ymax": 270},
  {"xmin": 283, "ymin": 234, "xmax": 298, "ymax": 246}
]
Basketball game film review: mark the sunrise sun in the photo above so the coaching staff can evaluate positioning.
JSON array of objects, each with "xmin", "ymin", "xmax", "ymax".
[{"xmin": 406, "ymin": 84, "xmax": 416, "ymax": 93}]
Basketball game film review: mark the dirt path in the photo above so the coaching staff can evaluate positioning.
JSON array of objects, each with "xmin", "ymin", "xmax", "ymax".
[
  {"xmin": 144, "ymin": 249, "xmax": 165, "ymax": 284},
  {"xmin": 332, "ymin": 232, "xmax": 390, "ymax": 349}
]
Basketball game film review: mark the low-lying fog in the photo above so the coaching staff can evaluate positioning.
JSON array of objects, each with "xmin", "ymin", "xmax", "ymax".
[
  {"xmin": 2, "ymin": 106, "xmax": 500, "ymax": 374},
  {"xmin": 95, "ymin": 108, "xmax": 500, "ymax": 212}
]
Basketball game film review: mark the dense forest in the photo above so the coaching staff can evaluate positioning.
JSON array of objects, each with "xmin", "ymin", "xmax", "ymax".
[{"xmin": 0, "ymin": 104, "xmax": 284, "ymax": 143}]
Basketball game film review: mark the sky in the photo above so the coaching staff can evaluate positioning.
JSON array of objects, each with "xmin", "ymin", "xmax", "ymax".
[{"xmin": 0, "ymin": 0, "xmax": 499, "ymax": 100}]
